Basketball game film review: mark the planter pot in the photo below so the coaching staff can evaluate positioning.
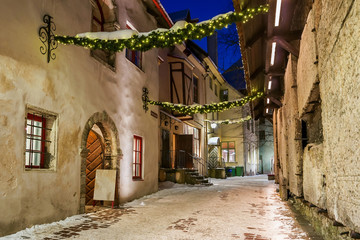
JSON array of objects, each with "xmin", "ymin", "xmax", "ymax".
[{"xmin": 208, "ymin": 168, "xmax": 226, "ymax": 179}]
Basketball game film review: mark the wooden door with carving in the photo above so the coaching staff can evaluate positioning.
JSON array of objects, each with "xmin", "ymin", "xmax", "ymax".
[{"xmin": 86, "ymin": 130, "xmax": 104, "ymax": 205}]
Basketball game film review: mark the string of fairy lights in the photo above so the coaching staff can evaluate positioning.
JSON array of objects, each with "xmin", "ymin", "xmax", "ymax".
[
  {"xmin": 204, "ymin": 115, "xmax": 252, "ymax": 125},
  {"xmin": 54, "ymin": 5, "xmax": 269, "ymax": 52},
  {"xmin": 53, "ymin": 5, "xmax": 267, "ymax": 115},
  {"xmin": 147, "ymin": 92, "xmax": 263, "ymax": 115}
]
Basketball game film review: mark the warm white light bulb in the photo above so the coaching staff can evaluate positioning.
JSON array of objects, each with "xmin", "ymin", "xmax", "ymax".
[
  {"xmin": 211, "ymin": 123, "xmax": 217, "ymax": 129},
  {"xmin": 267, "ymin": 98, "xmax": 270, "ymax": 104},
  {"xmin": 268, "ymin": 81, "xmax": 272, "ymax": 90},
  {"xmin": 266, "ymin": 108, "xmax": 269, "ymax": 114}
]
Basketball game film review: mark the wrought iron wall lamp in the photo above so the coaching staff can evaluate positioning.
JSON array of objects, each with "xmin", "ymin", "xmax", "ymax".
[{"xmin": 39, "ymin": 15, "xmax": 58, "ymax": 63}]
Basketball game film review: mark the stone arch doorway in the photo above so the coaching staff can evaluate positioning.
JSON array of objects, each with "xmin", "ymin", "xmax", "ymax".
[{"xmin": 79, "ymin": 111, "xmax": 121, "ymax": 213}]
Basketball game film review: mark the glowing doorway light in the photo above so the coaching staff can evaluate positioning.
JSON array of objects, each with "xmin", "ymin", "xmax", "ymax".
[
  {"xmin": 268, "ymin": 80, "xmax": 272, "ymax": 90},
  {"xmin": 267, "ymin": 98, "xmax": 270, "ymax": 104},
  {"xmin": 270, "ymin": 42, "xmax": 276, "ymax": 66},
  {"xmin": 275, "ymin": 0, "xmax": 282, "ymax": 27}
]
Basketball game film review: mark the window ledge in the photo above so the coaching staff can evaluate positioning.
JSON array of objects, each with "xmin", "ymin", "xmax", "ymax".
[
  {"xmin": 90, "ymin": 52, "xmax": 116, "ymax": 72},
  {"xmin": 132, "ymin": 178, "xmax": 144, "ymax": 181},
  {"xmin": 24, "ymin": 168, "xmax": 56, "ymax": 173},
  {"xmin": 125, "ymin": 58, "xmax": 144, "ymax": 73}
]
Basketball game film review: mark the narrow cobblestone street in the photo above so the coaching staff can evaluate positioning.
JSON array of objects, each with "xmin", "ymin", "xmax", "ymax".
[{"xmin": 3, "ymin": 176, "xmax": 322, "ymax": 240}]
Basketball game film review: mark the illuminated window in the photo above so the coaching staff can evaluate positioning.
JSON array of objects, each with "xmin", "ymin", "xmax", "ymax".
[
  {"xmin": 221, "ymin": 141, "xmax": 236, "ymax": 163},
  {"xmin": 133, "ymin": 136, "xmax": 143, "ymax": 179},
  {"xmin": 25, "ymin": 108, "xmax": 57, "ymax": 170}
]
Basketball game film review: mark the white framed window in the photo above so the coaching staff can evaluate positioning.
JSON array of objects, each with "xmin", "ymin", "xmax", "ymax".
[{"xmin": 222, "ymin": 141, "xmax": 236, "ymax": 163}]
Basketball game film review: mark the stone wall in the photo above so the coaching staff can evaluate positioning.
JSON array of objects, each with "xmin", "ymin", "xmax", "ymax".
[
  {"xmin": 303, "ymin": 143, "xmax": 326, "ymax": 209},
  {"xmin": 274, "ymin": 0, "xmax": 360, "ymax": 233},
  {"xmin": 317, "ymin": 0, "xmax": 360, "ymax": 232}
]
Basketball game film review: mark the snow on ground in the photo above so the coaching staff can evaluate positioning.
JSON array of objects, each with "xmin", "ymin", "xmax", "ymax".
[{"xmin": 1, "ymin": 175, "xmax": 320, "ymax": 240}]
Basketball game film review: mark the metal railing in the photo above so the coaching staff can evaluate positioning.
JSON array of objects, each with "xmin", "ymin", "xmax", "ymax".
[{"xmin": 160, "ymin": 150, "xmax": 207, "ymax": 176}]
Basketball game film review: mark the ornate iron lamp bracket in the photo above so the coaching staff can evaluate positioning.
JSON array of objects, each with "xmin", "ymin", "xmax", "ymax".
[
  {"xmin": 39, "ymin": 14, "xmax": 58, "ymax": 63},
  {"xmin": 142, "ymin": 87, "xmax": 149, "ymax": 112}
]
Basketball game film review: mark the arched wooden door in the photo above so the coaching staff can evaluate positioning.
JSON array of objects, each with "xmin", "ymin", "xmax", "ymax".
[{"xmin": 86, "ymin": 129, "xmax": 104, "ymax": 205}]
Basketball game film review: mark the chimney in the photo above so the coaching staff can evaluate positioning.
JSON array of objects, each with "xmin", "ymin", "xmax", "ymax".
[{"xmin": 207, "ymin": 32, "xmax": 218, "ymax": 67}]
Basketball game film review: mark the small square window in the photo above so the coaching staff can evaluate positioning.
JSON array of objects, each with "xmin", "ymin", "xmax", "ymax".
[
  {"xmin": 25, "ymin": 107, "xmax": 58, "ymax": 170},
  {"xmin": 220, "ymin": 89, "xmax": 228, "ymax": 101}
]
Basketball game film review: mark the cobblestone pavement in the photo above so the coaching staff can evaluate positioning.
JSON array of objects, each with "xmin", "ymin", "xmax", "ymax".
[{"xmin": 3, "ymin": 175, "xmax": 323, "ymax": 240}]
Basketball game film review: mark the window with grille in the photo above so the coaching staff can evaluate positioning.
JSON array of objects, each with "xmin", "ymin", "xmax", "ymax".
[
  {"xmin": 133, "ymin": 136, "xmax": 143, "ymax": 179},
  {"xmin": 25, "ymin": 108, "xmax": 57, "ymax": 170},
  {"xmin": 126, "ymin": 22, "xmax": 142, "ymax": 69},
  {"xmin": 193, "ymin": 75, "xmax": 199, "ymax": 103},
  {"xmin": 221, "ymin": 141, "xmax": 236, "ymax": 163}
]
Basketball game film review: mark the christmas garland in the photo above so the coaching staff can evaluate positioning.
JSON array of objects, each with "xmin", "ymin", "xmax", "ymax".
[
  {"xmin": 55, "ymin": 5, "xmax": 268, "ymax": 52},
  {"xmin": 205, "ymin": 115, "xmax": 252, "ymax": 125},
  {"xmin": 148, "ymin": 92, "xmax": 263, "ymax": 115}
]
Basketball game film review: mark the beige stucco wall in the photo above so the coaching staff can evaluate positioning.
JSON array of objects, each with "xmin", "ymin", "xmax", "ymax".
[
  {"xmin": 0, "ymin": 0, "xmax": 160, "ymax": 236},
  {"xmin": 220, "ymin": 84, "xmax": 245, "ymax": 167}
]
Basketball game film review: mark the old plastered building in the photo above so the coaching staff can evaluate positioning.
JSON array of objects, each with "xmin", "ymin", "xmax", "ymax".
[
  {"xmin": 156, "ymin": 8, "xmax": 250, "ymax": 181},
  {"xmin": 0, "ymin": 0, "xmax": 173, "ymax": 236},
  {"xmin": 235, "ymin": 0, "xmax": 360, "ymax": 236}
]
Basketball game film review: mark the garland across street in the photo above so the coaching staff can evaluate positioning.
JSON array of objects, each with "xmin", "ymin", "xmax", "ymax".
[
  {"xmin": 55, "ymin": 5, "xmax": 269, "ymax": 52},
  {"xmin": 205, "ymin": 115, "xmax": 252, "ymax": 125},
  {"xmin": 148, "ymin": 92, "xmax": 263, "ymax": 115}
]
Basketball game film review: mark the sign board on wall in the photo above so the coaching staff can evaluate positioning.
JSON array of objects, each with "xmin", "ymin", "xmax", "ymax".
[{"xmin": 93, "ymin": 169, "xmax": 116, "ymax": 201}]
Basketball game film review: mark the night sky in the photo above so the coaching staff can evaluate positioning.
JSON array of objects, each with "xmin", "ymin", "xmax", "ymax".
[{"xmin": 160, "ymin": 0, "xmax": 242, "ymax": 73}]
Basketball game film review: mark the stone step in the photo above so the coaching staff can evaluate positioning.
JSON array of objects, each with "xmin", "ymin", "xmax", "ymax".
[
  {"xmin": 193, "ymin": 176, "xmax": 205, "ymax": 180},
  {"xmin": 196, "ymin": 178, "xmax": 208, "ymax": 183},
  {"xmin": 200, "ymin": 182, "xmax": 213, "ymax": 186}
]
